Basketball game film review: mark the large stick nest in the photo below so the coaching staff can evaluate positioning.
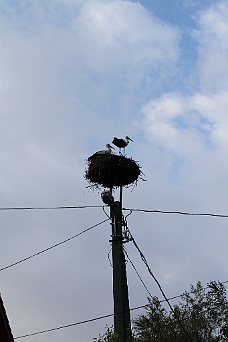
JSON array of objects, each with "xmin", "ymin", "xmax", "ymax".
[{"xmin": 85, "ymin": 153, "xmax": 142, "ymax": 189}]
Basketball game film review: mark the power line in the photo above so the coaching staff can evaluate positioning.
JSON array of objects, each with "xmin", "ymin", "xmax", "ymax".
[
  {"xmin": 1, "ymin": 205, "xmax": 228, "ymax": 218},
  {"xmin": 14, "ymin": 312, "xmax": 115, "ymax": 339},
  {"xmin": 123, "ymin": 245, "xmax": 184, "ymax": 340},
  {"xmin": 124, "ymin": 246, "xmax": 193, "ymax": 341},
  {"xmin": 122, "ymin": 213, "xmax": 193, "ymax": 340},
  {"xmin": 123, "ymin": 208, "xmax": 228, "ymax": 218},
  {"xmin": 14, "ymin": 280, "xmax": 228, "ymax": 340},
  {"xmin": 0, "ymin": 219, "xmax": 109, "ymax": 272},
  {"xmin": 128, "ymin": 229, "xmax": 194, "ymax": 342},
  {"xmin": 123, "ymin": 246, "xmax": 153, "ymax": 299},
  {"xmin": 0, "ymin": 205, "xmax": 103, "ymax": 211}
]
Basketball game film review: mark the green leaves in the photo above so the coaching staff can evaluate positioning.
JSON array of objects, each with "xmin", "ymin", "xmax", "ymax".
[
  {"xmin": 133, "ymin": 281, "xmax": 228, "ymax": 342},
  {"xmin": 94, "ymin": 326, "xmax": 119, "ymax": 342},
  {"xmin": 96, "ymin": 281, "xmax": 228, "ymax": 342}
]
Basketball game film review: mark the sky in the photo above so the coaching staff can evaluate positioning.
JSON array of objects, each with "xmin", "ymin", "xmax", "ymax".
[{"xmin": 1, "ymin": 0, "xmax": 228, "ymax": 341}]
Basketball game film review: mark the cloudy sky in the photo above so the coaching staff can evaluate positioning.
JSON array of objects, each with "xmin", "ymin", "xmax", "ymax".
[{"xmin": 1, "ymin": 0, "xmax": 228, "ymax": 341}]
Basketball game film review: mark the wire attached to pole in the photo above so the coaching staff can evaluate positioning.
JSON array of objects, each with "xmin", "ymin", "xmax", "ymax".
[{"xmin": 121, "ymin": 213, "xmax": 194, "ymax": 342}]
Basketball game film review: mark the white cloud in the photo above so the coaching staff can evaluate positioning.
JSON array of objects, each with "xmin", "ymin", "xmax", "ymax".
[
  {"xmin": 139, "ymin": 1, "xmax": 228, "ymax": 158},
  {"xmin": 134, "ymin": 1, "xmax": 228, "ymax": 228},
  {"xmin": 140, "ymin": 92, "xmax": 211, "ymax": 154},
  {"xmin": 195, "ymin": 1, "xmax": 228, "ymax": 92},
  {"xmin": 0, "ymin": 0, "xmax": 181, "ymax": 193},
  {"xmin": 77, "ymin": 1, "xmax": 179, "ymax": 67}
]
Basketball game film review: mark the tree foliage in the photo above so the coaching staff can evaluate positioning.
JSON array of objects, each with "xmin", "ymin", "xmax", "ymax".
[
  {"xmin": 134, "ymin": 281, "xmax": 228, "ymax": 342},
  {"xmin": 94, "ymin": 326, "xmax": 119, "ymax": 342},
  {"xmin": 96, "ymin": 281, "xmax": 228, "ymax": 342}
]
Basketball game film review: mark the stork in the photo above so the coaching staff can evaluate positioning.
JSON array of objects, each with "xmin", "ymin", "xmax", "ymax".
[
  {"xmin": 97, "ymin": 143, "xmax": 114, "ymax": 155},
  {"xmin": 112, "ymin": 136, "xmax": 133, "ymax": 154},
  {"xmin": 88, "ymin": 144, "xmax": 114, "ymax": 161}
]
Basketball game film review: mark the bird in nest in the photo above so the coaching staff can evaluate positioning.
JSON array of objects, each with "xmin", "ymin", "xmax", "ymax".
[
  {"xmin": 88, "ymin": 144, "xmax": 115, "ymax": 161},
  {"xmin": 97, "ymin": 144, "xmax": 114, "ymax": 155},
  {"xmin": 112, "ymin": 136, "xmax": 133, "ymax": 154}
]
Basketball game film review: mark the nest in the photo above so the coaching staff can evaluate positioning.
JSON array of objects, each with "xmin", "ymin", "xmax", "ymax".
[{"xmin": 85, "ymin": 153, "xmax": 141, "ymax": 189}]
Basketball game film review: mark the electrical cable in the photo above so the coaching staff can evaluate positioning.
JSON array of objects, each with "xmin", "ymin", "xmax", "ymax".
[
  {"xmin": 2, "ymin": 201, "xmax": 228, "ymax": 340},
  {"xmin": 0, "ymin": 219, "xmax": 109, "ymax": 272},
  {"xmin": 128, "ymin": 230, "xmax": 194, "ymax": 342},
  {"xmin": 122, "ymin": 213, "xmax": 190, "ymax": 340},
  {"xmin": 123, "ymin": 208, "xmax": 228, "ymax": 218},
  {"xmin": 125, "ymin": 245, "xmax": 228, "ymax": 340},
  {"xmin": 14, "ymin": 312, "xmax": 115, "ymax": 339},
  {"xmin": 123, "ymin": 246, "xmax": 153, "ymax": 299},
  {"xmin": 1, "ymin": 205, "xmax": 228, "ymax": 218},
  {"xmin": 0, "ymin": 205, "xmax": 103, "ymax": 211},
  {"xmin": 102, "ymin": 206, "xmax": 111, "ymax": 219},
  {"xmin": 13, "ymin": 280, "xmax": 228, "ymax": 340},
  {"xmin": 123, "ymin": 246, "xmax": 182, "ymax": 342}
]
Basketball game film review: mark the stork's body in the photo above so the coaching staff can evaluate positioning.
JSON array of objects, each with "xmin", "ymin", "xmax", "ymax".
[
  {"xmin": 88, "ymin": 144, "xmax": 114, "ymax": 160},
  {"xmin": 97, "ymin": 144, "xmax": 114, "ymax": 155},
  {"xmin": 112, "ymin": 136, "xmax": 133, "ymax": 154}
]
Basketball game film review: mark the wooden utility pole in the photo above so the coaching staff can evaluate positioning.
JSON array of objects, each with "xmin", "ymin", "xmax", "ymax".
[{"xmin": 110, "ymin": 200, "xmax": 131, "ymax": 342}]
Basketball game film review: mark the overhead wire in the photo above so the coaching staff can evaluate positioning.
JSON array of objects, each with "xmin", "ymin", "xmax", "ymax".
[
  {"xmin": 14, "ymin": 312, "xmax": 115, "ymax": 339},
  {"xmin": 124, "ymin": 221, "xmax": 194, "ymax": 342},
  {"xmin": 123, "ymin": 246, "xmax": 153, "ymax": 299},
  {"xmin": 0, "ymin": 218, "xmax": 109, "ymax": 272},
  {"xmin": 123, "ymin": 248, "xmax": 228, "ymax": 340},
  {"xmin": 2, "ymin": 204, "xmax": 228, "ymax": 340},
  {"xmin": 102, "ymin": 206, "xmax": 111, "ymax": 219},
  {"xmin": 123, "ymin": 212, "xmax": 178, "ymax": 339},
  {"xmin": 14, "ymin": 280, "xmax": 228, "ymax": 340},
  {"xmin": 1, "ymin": 204, "xmax": 225, "ymax": 272},
  {"xmin": 10, "ymin": 208, "xmax": 228, "ymax": 340},
  {"xmin": 121, "ymin": 209, "xmax": 227, "ymax": 340},
  {"xmin": 123, "ymin": 208, "xmax": 228, "ymax": 218},
  {"xmin": 0, "ymin": 205, "xmax": 228, "ymax": 218},
  {"xmin": 0, "ymin": 205, "xmax": 103, "ymax": 211}
]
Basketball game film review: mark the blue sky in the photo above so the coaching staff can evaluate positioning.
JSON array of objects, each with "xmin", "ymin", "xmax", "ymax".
[{"xmin": 1, "ymin": 1, "xmax": 228, "ymax": 341}]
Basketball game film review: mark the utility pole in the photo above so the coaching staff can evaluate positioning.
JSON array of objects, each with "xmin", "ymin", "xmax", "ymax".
[
  {"xmin": 86, "ymin": 147, "xmax": 141, "ymax": 341},
  {"xmin": 110, "ymin": 200, "xmax": 131, "ymax": 342}
]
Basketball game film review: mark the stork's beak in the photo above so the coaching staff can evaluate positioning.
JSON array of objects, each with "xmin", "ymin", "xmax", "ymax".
[{"xmin": 128, "ymin": 137, "xmax": 133, "ymax": 142}]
